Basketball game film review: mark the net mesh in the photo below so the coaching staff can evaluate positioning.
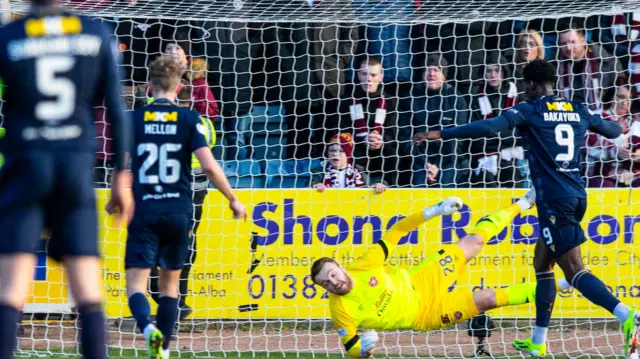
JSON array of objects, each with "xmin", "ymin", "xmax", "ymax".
[
  {"xmin": 6, "ymin": 0, "xmax": 640, "ymax": 22},
  {"xmin": 4, "ymin": 0, "xmax": 640, "ymax": 357}
]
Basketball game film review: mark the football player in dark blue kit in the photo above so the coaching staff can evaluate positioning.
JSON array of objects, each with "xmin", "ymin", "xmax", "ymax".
[
  {"xmin": 413, "ymin": 59, "xmax": 639, "ymax": 358},
  {"xmin": 0, "ymin": 1, "xmax": 132, "ymax": 358},
  {"xmin": 106, "ymin": 56, "xmax": 246, "ymax": 359}
]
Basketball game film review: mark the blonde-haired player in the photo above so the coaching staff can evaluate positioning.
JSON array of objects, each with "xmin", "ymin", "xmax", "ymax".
[{"xmin": 311, "ymin": 189, "xmax": 570, "ymax": 358}]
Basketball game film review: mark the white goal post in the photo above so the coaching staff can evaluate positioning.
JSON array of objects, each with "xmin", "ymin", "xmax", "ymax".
[{"xmin": 4, "ymin": 0, "xmax": 640, "ymax": 357}]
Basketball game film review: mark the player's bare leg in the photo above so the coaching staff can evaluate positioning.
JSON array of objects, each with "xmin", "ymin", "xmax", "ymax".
[
  {"xmin": 127, "ymin": 268, "xmax": 164, "ymax": 359},
  {"xmin": 0, "ymin": 254, "xmax": 36, "ymax": 359},
  {"xmin": 157, "ymin": 268, "xmax": 182, "ymax": 359},
  {"xmin": 0, "ymin": 254, "xmax": 37, "ymax": 308},
  {"xmin": 64, "ymin": 256, "xmax": 107, "ymax": 359}
]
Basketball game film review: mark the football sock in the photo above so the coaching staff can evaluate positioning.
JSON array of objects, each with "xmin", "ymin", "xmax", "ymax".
[
  {"xmin": 495, "ymin": 282, "xmax": 537, "ymax": 307},
  {"xmin": 533, "ymin": 271, "xmax": 556, "ymax": 345},
  {"xmin": 532, "ymin": 326, "xmax": 548, "ymax": 346},
  {"xmin": 157, "ymin": 296, "xmax": 179, "ymax": 350},
  {"xmin": 572, "ymin": 270, "xmax": 621, "ymax": 317},
  {"xmin": 128, "ymin": 292, "xmax": 152, "ymax": 333},
  {"xmin": 557, "ymin": 277, "xmax": 572, "ymax": 291},
  {"xmin": 613, "ymin": 303, "xmax": 631, "ymax": 323},
  {"xmin": 516, "ymin": 195, "xmax": 534, "ymax": 211},
  {"xmin": 78, "ymin": 302, "xmax": 106, "ymax": 359},
  {"xmin": 470, "ymin": 203, "xmax": 520, "ymax": 242},
  {"xmin": 0, "ymin": 304, "xmax": 20, "ymax": 359}
]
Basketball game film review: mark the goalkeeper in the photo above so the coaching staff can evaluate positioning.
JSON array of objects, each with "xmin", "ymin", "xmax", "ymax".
[{"xmin": 311, "ymin": 189, "xmax": 565, "ymax": 358}]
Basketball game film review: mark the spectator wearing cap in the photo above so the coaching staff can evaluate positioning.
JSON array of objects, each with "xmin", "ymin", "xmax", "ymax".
[
  {"xmin": 401, "ymin": 53, "xmax": 467, "ymax": 187},
  {"xmin": 555, "ymin": 24, "xmax": 623, "ymax": 111},
  {"xmin": 311, "ymin": 133, "xmax": 387, "ymax": 194},
  {"xmin": 340, "ymin": 57, "xmax": 403, "ymax": 186},
  {"xmin": 466, "ymin": 51, "xmax": 525, "ymax": 188},
  {"xmin": 148, "ymin": 32, "xmax": 220, "ymax": 120}
]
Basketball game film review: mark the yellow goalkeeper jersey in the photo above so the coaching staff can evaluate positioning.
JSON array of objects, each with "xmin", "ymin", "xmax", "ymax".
[{"xmin": 329, "ymin": 213, "xmax": 426, "ymax": 358}]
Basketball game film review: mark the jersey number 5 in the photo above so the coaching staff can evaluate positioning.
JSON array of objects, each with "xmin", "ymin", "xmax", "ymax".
[
  {"xmin": 35, "ymin": 56, "xmax": 76, "ymax": 122},
  {"xmin": 554, "ymin": 124, "xmax": 575, "ymax": 162},
  {"xmin": 138, "ymin": 143, "xmax": 182, "ymax": 184}
]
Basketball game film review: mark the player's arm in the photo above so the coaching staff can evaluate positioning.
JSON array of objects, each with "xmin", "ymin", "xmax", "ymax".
[
  {"xmin": 98, "ymin": 28, "xmax": 130, "ymax": 171},
  {"xmin": 191, "ymin": 116, "xmax": 246, "ymax": 220},
  {"xmin": 584, "ymin": 107, "xmax": 622, "ymax": 139},
  {"xmin": 412, "ymin": 106, "xmax": 528, "ymax": 144},
  {"xmin": 98, "ymin": 24, "xmax": 134, "ymax": 224},
  {"xmin": 355, "ymin": 198, "xmax": 462, "ymax": 269},
  {"xmin": 330, "ymin": 297, "xmax": 376, "ymax": 358},
  {"xmin": 350, "ymin": 211, "xmax": 428, "ymax": 270}
]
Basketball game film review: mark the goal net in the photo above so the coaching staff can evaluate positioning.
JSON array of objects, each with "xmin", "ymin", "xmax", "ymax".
[{"xmin": 5, "ymin": 0, "xmax": 640, "ymax": 357}]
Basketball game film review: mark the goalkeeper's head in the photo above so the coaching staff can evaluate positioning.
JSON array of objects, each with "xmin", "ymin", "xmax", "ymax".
[
  {"xmin": 522, "ymin": 59, "xmax": 557, "ymax": 100},
  {"xmin": 148, "ymin": 55, "xmax": 183, "ymax": 101},
  {"xmin": 311, "ymin": 257, "xmax": 353, "ymax": 295}
]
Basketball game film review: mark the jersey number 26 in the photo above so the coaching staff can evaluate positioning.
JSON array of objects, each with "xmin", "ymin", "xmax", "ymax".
[{"xmin": 138, "ymin": 143, "xmax": 182, "ymax": 184}]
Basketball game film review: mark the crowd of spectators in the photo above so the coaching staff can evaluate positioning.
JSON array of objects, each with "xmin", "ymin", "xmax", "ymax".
[{"xmin": 86, "ymin": 9, "xmax": 640, "ymax": 190}]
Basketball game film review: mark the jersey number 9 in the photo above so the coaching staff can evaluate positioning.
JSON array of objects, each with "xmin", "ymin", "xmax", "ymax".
[
  {"xmin": 554, "ymin": 124, "xmax": 575, "ymax": 162},
  {"xmin": 138, "ymin": 143, "xmax": 182, "ymax": 184}
]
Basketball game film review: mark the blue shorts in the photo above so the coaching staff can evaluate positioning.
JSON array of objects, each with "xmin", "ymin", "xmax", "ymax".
[
  {"xmin": 0, "ymin": 151, "xmax": 98, "ymax": 262},
  {"xmin": 125, "ymin": 213, "xmax": 191, "ymax": 270},
  {"xmin": 537, "ymin": 197, "xmax": 587, "ymax": 258}
]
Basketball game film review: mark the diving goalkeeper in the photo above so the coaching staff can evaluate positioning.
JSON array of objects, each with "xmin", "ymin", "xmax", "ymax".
[{"xmin": 311, "ymin": 189, "xmax": 567, "ymax": 358}]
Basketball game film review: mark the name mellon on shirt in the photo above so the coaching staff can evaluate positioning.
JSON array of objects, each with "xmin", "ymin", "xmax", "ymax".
[
  {"xmin": 145, "ymin": 123, "xmax": 177, "ymax": 135},
  {"xmin": 543, "ymin": 112, "xmax": 580, "ymax": 122}
]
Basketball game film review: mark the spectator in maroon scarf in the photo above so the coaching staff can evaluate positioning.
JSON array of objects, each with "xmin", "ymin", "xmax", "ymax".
[
  {"xmin": 467, "ymin": 51, "xmax": 525, "ymax": 188},
  {"xmin": 597, "ymin": 12, "xmax": 640, "ymax": 94},
  {"xmin": 341, "ymin": 57, "xmax": 403, "ymax": 186},
  {"xmin": 585, "ymin": 83, "xmax": 640, "ymax": 187},
  {"xmin": 555, "ymin": 24, "xmax": 622, "ymax": 111},
  {"xmin": 311, "ymin": 133, "xmax": 387, "ymax": 194}
]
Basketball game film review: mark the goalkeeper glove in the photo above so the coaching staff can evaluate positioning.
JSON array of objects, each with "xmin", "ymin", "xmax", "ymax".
[
  {"xmin": 360, "ymin": 330, "xmax": 379, "ymax": 358},
  {"xmin": 422, "ymin": 196, "xmax": 463, "ymax": 220}
]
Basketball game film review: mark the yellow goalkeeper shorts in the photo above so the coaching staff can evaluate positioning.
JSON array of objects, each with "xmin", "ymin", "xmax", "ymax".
[{"xmin": 410, "ymin": 244, "xmax": 480, "ymax": 330}]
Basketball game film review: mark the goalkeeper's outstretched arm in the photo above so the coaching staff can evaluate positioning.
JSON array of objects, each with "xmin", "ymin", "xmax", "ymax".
[
  {"xmin": 412, "ymin": 105, "xmax": 529, "ymax": 144},
  {"xmin": 355, "ymin": 197, "xmax": 463, "ymax": 269}
]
